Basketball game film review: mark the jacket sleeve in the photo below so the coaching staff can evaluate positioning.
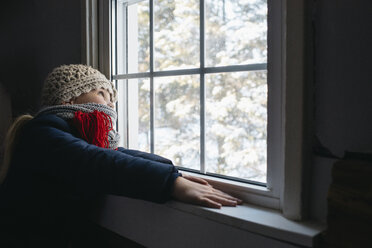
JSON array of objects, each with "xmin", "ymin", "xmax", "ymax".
[
  {"xmin": 117, "ymin": 147, "xmax": 173, "ymax": 165},
  {"xmin": 18, "ymin": 114, "xmax": 180, "ymax": 203}
]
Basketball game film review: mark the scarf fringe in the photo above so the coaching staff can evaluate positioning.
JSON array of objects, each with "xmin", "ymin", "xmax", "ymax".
[{"xmin": 73, "ymin": 110, "xmax": 113, "ymax": 148}]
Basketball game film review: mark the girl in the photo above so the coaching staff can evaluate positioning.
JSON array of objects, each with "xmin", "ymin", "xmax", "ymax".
[{"xmin": 0, "ymin": 64, "xmax": 241, "ymax": 247}]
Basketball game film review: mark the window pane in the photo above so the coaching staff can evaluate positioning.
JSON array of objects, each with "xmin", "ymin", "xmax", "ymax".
[
  {"xmin": 206, "ymin": 71, "xmax": 267, "ymax": 183},
  {"xmin": 154, "ymin": 0, "xmax": 200, "ymax": 71},
  {"xmin": 205, "ymin": 0, "xmax": 267, "ymax": 67},
  {"xmin": 154, "ymin": 75, "xmax": 200, "ymax": 169},
  {"xmin": 127, "ymin": 78, "xmax": 151, "ymax": 152},
  {"xmin": 129, "ymin": 1, "xmax": 150, "ymax": 73}
]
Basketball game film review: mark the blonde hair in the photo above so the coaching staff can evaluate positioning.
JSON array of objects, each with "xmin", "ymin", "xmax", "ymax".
[{"xmin": 0, "ymin": 114, "xmax": 33, "ymax": 185}]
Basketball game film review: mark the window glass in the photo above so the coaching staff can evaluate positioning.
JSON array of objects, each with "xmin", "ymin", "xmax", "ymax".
[
  {"xmin": 127, "ymin": 78, "xmax": 151, "ymax": 152},
  {"xmin": 128, "ymin": 1, "xmax": 150, "ymax": 73},
  {"xmin": 206, "ymin": 71, "xmax": 267, "ymax": 182},
  {"xmin": 206, "ymin": 0, "xmax": 267, "ymax": 67},
  {"xmin": 154, "ymin": 75, "xmax": 200, "ymax": 169},
  {"xmin": 114, "ymin": 0, "xmax": 268, "ymax": 184},
  {"xmin": 154, "ymin": 0, "xmax": 200, "ymax": 71}
]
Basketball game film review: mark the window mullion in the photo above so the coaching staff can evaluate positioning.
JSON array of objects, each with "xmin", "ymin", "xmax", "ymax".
[
  {"xmin": 200, "ymin": 0, "xmax": 206, "ymax": 174},
  {"xmin": 125, "ymin": 3, "xmax": 130, "ymax": 148},
  {"xmin": 149, "ymin": 0, "xmax": 155, "ymax": 153}
]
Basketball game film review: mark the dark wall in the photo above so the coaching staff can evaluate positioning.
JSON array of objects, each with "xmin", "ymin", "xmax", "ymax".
[
  {"xmin": 314, "ymin": 0, "xmax": 372, "ymax": 157},
  {"xmin": 0, "ymin": 0, "xmax": 82, "ymax": 117},
  {"xmin": 310, "ymin": 0, "xmax": 372, "ymax": 221}
]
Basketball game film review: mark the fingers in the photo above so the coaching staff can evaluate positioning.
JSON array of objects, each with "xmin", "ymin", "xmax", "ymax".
[
  {"xmin": 211, "ymin": 188, "xmax": 243, "ymax": 204},
  {"xmin": 200, "ymin": 198, "xmax": 222, "ymax": 209},
  {"xmin": 186, "ymin": 177, "xmax": 244, "ymax": 205},
  {"xmin": 198, "ymin": 194, "xmax": 238, "ymax": 208},
  {"xmin": 182, "ymin": 175, "xmax": 242, "ymax": 203},
  {"xmin": 182, "ymin": 175, "xmax": 240, "ymax": 203},
  {"xmin": 172, "ymin": 176, "xmax": 243, "ymax": 209},
  {"xmin": 198, "ymin": 187, "xmax": 240, "ymax": 207},
  {"xmin": 205, "ymin": 194, "xmax": 238, "ymax": 206}
]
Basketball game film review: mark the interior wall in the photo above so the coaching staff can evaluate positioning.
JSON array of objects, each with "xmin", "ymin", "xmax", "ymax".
[
  {"xmin": 310, "ymin": 0, "xmax": 372, "ymax": 221},
  {"xmin": 0, "ymin": 0, "xmax": 82, "ymax": 117},
  {"xmin": 314, "ymin": 0, "xmax": 372, "ymax": 157}
]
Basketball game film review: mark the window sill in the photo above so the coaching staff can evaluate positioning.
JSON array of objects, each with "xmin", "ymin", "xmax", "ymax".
[
  {"xmin": 180, "ymin": 170, "xmax": 280, "ymax": 210},
  {"xmin": 90, "ymin": 195, "xmax": 325, "ymax": 248}
]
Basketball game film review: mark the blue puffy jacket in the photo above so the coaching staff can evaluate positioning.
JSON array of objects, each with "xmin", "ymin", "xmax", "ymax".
[{"xmin": 0, "ymin": 113, "xmax": 181, "ymax": 246}]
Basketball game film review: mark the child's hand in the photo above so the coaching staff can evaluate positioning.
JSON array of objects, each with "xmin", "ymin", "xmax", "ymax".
[
  {"xmin": 182, "ymin": 174, "xmax": 210, "ymax": 185},
  {"xmin": 171, "ymin": 176, "xmax": 243, "ymax": 208}
]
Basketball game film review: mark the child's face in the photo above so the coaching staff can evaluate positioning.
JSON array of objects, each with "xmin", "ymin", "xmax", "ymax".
[{"xmin": 63, "ymin": 88, "xmax": 114, "ymax": 108}]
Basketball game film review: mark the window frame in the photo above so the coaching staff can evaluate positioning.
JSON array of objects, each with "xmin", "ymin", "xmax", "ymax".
[{"xmin": 82, "ymin": 0, "xmax": 308, "ymax": 220}]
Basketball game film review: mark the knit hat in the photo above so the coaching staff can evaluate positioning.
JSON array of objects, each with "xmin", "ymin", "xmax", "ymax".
[{"xmin": 41, "ymin": 64, "xmax": 117, "ymax": 106}]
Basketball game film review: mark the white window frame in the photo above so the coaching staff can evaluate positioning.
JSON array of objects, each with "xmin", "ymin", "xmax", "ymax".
[{"xmin": 82, "ymin": 0, "xmax": 307, "ymax": 220}]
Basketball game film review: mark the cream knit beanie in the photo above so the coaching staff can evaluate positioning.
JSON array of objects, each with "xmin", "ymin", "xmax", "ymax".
[{"xmin": 42, "ymin": 64, "xmax": 117, "ymax": 106}]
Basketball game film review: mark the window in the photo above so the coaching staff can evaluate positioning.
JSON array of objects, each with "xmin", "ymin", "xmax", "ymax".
[
  {"xmin": 88, "ymin": 0, "xmax": 308, "ymax": 220},
  {"xmin": 113, "ymin": 0, "xmax": 269, "ymax": 184}
]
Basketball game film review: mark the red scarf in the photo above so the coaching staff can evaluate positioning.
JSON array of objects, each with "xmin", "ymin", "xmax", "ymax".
[{"xmin": 72, "ymin": 110, "xmax": 113, "ymax": 148}]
